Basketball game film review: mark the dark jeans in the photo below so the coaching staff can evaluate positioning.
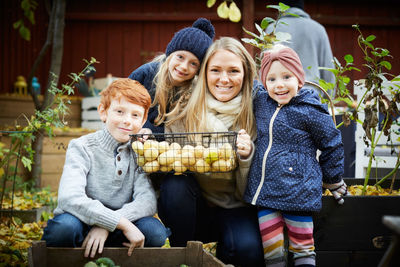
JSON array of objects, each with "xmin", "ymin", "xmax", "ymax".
[
  {"xmin": 42, "ymin": 213, "xmax": 169, "ymax": 248},
  {"xmin": 158, "ymin": 174, "xmax": 264, "ymax": 267}
]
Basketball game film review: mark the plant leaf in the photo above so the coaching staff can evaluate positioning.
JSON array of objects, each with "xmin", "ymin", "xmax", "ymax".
[
  {"xmin": 13, "ymin": 20, "xmax": 22, "ymax": 29},
  {"xmin": 366, "ymin": 35, "xmax": 376, "ymax": 42},
  {"xmin": 206, "ymin": 0, "xmax": 216, "ymax": 8},
  {"xmin": 261, "ymin": 17, "xmax": 275, "ymax": 29},
  {"xmin": 379, "ymin": 61, "xmax": 392, "ymax": 70},
  {"xmin": 278, "ymin": 2, "xmax": 290, "ymax": 11},
  {"xmin": 266, "ymin": 4, "xmax": 280, "ymax": 11},
  {"xmin": 275, "ymin": 31, "xmax": 291, "ymax": 43},
  {"xmin": 344, "ymin": 54, "xmax": 354, "ymax": 64},
  {"xmin": 217, "ymin": 1, "xmax": 229, "ymax": 19},
  {"xmin": 19, "ymin": 25, "xmax": 30, "ymax": 41},
  {"xmin": 228, "ymin": 2, "xmax": 241, "ymax": 22}
]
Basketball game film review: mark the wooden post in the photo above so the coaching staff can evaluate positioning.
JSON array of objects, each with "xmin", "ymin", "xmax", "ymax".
[
  {"xmin": 185, "ymin": 241, "xmax": 204, "ymax": 267},
  {"xmin": 242, "ymin": 0, "xmax": 255, "ymax": 57},
  {"xmin": 28, "ymin": 240, "xmax": 47, "ymax": 267}
]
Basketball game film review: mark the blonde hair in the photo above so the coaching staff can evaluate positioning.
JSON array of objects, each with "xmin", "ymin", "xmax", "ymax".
[
  {"xmin": 170, "ymin": 37, "xmax": 257, "ymax": 138},
  {"xmin": 151, "ymin": 54, "xmax": 194, "ymax": 126}
]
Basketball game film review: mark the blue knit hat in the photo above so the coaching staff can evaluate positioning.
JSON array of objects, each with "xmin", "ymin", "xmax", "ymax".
[{"xmin": 165, "ymin": 18, "xmax": 215, "ymax": 63}]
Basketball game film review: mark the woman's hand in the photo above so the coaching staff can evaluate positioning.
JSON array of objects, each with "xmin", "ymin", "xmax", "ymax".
[
  {"xmin": 236, "ymin": 129, "xmax": 252, "ymax": 159},
  {"xmin": 82, "ymin": 226, "xmax": 109, "ymax": 258},
  {"xmin": 118, "ymin": 217, "xmax": 145, "ymax": 256}
]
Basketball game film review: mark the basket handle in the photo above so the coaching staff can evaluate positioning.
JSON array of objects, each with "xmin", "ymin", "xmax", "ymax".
[{"xmin": 304, "ymin": 81, "xmax": 336, "ymax": 125}]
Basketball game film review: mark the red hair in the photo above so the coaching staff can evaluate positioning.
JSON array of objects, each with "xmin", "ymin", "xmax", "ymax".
[{"xmin": 99, "ymin": 78, "xmax": 151, "ymax": 121}]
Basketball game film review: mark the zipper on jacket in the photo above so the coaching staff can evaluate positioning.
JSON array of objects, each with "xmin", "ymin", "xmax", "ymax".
[{"xmin": 251, "ymin": 105, "xmax": 282, "ymax": 205}]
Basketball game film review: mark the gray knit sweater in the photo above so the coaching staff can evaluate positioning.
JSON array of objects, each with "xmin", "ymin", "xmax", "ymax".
[{"xmin": 53, "ymin": 129, "xmax": 157, "ymax": 232}]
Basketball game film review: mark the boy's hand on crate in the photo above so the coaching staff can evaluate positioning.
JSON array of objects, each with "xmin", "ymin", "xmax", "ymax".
[
  {"xmin": 236, "ymin": 129, "xmax": 252, "ymax": 159},
  {"xmin": 119, "ymin": 217, "xmax": 145, "ymax": 256},
  {"xmin": 82, "ymin": 226, "xmax": 109, "ymax": 258}
]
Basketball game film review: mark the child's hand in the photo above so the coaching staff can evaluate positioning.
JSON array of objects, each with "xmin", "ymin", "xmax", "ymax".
[
  {"xmin": 137, "ymin": 128, "xmax": 152, "ymax": 142},
  {"xmin": 323, "ymin": 180, "xmax": 347, "ymax": 204},
  {"xmin": 82, "ymin": 226, "xmax": 109, "ymax": 258},
  {"xmin": 236, "ymin": 129, "xmax": 252, "ymax": 159},
  {"xmin": 118, "ymin": 217, "xmax": 145, "ymax": 256}
]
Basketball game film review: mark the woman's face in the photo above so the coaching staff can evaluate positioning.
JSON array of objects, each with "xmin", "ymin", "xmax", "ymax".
[
  {"xmin": 206, "ymin": 49, "xmax": 244, "ymax": 102},
  {"xmin": 168, "ymin": 50, "xmax": 200, "ymax": 86}
]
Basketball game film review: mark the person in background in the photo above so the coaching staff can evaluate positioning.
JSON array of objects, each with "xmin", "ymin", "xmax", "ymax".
[
  {"xmin": 244, "ymin": 44, "xmax": 347, "ymax": 267},
  {"xmin": 128, "ymin": 18, "xmax": 215, "ymax": 134},
  {"xmin": 160, "ymin": 37, "xmax": 265, "ymax": 267},
  {"xmin": 268, "ymin": 0, "xmax": 335, "ymax": 91},
  {"xmin": 42, "ymin": 78, "xmax": 170, "ymax": 258}
]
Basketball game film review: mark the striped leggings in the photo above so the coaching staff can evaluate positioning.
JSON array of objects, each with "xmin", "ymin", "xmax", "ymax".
[{"xmin": 258, "ymin": 208, "xmax": 316, "ymax": 267}]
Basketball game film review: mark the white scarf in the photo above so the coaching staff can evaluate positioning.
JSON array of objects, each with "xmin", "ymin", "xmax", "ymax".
[{"xmin": 206, "ymin": 92, "xmax": 242, "ymax": 132}]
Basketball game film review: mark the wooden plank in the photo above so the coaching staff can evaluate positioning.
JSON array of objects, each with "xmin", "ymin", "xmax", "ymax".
[
  {"xmin": 185, "ymin": 241, "xmax": 203, "ymax": 267},
  {"xmin": 0, "ymin": 206, "xmax": 52, "ymax": 223},
  {"xmin": 41, "ymin": 154, "xmax": 66, "ymax": 173},
  {"xmin": 28, "ymin": 240, "xmax": 47, "ymax": 267},
  {"xmin": 0, "ymin": 95, "xmax": 81, "ymax": 127},
  {"xmin": 45, "ymin": 247, "xmax": 187, "ymax": 267},
  {"xmin": 29, "ymin": 241, "xmax": 226, "ymax": 267},
  {"xmin": 242, "ymin": 0, "xmax": 255, "ymax": 57},
  {"xmin": 40, "ymin": 173, "xmax": 62, "ymax": 191},
  {"xmin": 42, "ymin": 137, "xmax": 72, "ymax": 154},
  {"xmin": 66, "ymin": 12, "xmax": 222, "ymax": 22}
]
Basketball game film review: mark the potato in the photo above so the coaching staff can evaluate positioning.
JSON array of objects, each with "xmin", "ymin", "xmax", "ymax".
[
  {"xmin": 211, "ymin": 159, "xmax": 232, "ymax": 172},
  {"xmin": 131, "ymin": 141, "xmax": 144, "ymax": 156},
  {"xmin": 169, "ymin": 142, "xmax": 182, "ymax": 154},
  {"xmin": 144, "ymin": 147, "xmax": 159, "ymax": 162},
  {"xmin": 136, "ymin": 155, "xmax": 146, "ymax": 167},
  {"xmin": 143, "ymin": 140, "xmax": 159, "ymax": 150},
  {"xmin": 194, "ymin": 145, "xmax": 205, "ymax": 159},
  {"xmin": 181, "ymin": 151, "xmax": 196, "ymax": 166},
  {"xmin": 182, "ymin": 145, "xmax": 195, "ymax": 154},
  {"xmin": 142, "ymin": 160, "xmax": 160, "ymax": 173},
  {"xmin": 172, "ymin": 160, "xmax": 187, "ymax": 174},
  {"xmin": 160, "ymin": 165, "xmax": 173, "ymax": 172},
  {"xmin": 194, "ymin": 159, "xmax": 211, "ymax": 173},
  {"xmin": 218, "ymin": 143, "xmax": 234, "ymax": 160},
  {"xmin": 203, "ymin": 147, "xmax": 219, "ymax": 164},
  {"xmin": 157, "ymin": 141, "xmax": 170, "ymax": 153},
  {"xmin": 158, "ymin": 150, "xmax": 175, "ymax": 165}
]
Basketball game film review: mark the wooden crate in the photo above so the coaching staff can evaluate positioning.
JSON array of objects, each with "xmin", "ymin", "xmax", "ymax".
[
  {"xmin": 0, "ymin": 206, "xmax": 52, "ymax": 223},
  {"xmin": 0, "ymin": 129, "xmax": 93, "ymax": 191},
  {"xmin": 0, "ymin": 94, "xmax": 82, "ymax": 128},
  {"xmin": 81, "ymin": 96, "xmax": 103, "ymax": 130},
  {"xmin": 28, "ymin": 241, "xmax": 230, "ymax": 267}
]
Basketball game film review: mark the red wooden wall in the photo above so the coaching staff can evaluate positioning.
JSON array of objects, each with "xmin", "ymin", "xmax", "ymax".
[{"xmin": 1, "ymin": 0, "xmax": 400, "ymax": 95}]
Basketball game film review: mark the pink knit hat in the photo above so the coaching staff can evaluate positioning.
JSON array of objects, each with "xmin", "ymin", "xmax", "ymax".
[{"xmin": 260, "ymin": 46, "xmax": 305, "ymax": 88}]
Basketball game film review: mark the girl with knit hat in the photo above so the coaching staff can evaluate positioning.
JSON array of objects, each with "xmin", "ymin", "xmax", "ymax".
[
  {"xmin": 244, "ymin": 44, "xmax": 347, "ymax": 267},
  {"xmin": 128, "ymin": 18, "xmax": 215, "ymax": 134}
]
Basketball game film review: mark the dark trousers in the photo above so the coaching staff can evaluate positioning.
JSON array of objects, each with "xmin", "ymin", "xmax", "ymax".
[{"xmin": 158, "ymin": 174, "xmax": 264, "ymax": 267}]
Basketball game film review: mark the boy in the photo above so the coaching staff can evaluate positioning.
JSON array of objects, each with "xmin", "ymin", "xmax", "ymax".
[{"xmin": 42, "ymin": 78, "xmax": 169, "ymax": 258}]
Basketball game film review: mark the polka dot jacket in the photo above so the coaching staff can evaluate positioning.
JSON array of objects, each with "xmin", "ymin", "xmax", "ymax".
[{"xmin": 244, "ymin": 87, "xmax": 344, "ymax": 212}]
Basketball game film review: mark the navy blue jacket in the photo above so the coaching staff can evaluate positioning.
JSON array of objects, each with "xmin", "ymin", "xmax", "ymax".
[
  {"xmin": 244, "ymin": 87, "xmax": 344, "ymax": 212},
  {"xmin": 128, "ymin": 61, "xmax": 164, "ymax": 133}
]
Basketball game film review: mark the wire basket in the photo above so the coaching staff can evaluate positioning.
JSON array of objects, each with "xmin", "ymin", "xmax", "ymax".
[{"xmin": 130, "ymin": 132, "xmax": 238, "ymax": 174}]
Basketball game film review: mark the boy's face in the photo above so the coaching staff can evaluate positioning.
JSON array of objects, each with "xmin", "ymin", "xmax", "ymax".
[
  {"xmin": 265, "ymin": 61, "xmax": 299, "ymax": 105},
  {"xmin": 168, "ymin": 50, "xmax": 200, "ymax": 86},
  {"xmin": 98, "ymin": 96, "xmax": 146, "ymax": 143}
]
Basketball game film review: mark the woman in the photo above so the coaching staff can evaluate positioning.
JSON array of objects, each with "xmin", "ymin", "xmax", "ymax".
[{"xmin": 159, "ymin": 37, "xmax": 264, "ymax": 267}]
